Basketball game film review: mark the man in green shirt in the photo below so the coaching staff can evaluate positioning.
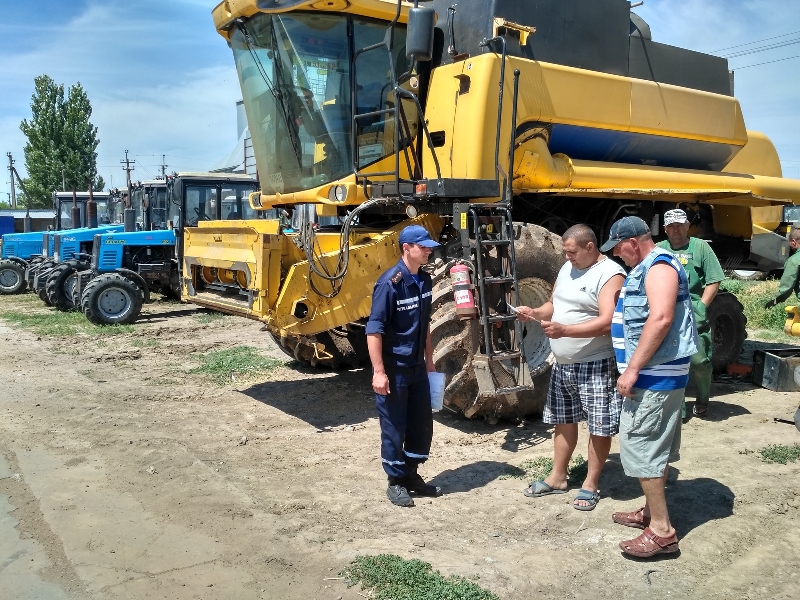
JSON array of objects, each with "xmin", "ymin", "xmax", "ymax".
[
  {"xmin": 657, "ymin": 209, "xmax": 725, "ymax": 418},
  {"xmin": 765, "ymin": 227, "xmax": 800, "ymax": 308}
]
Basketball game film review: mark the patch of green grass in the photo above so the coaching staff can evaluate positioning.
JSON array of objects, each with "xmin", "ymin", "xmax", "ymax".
[
  {"xmin": 194, "ymin": 311, "xmax": 228, "ymax": 324},
  {"xmin": 499, "ymin": 454, "xmax": 588, "ymax": 484},
  {"xmin": 341, "ymin": 554, "xmax": 499, "ymax": 600},
  {"xmin": 190, "ymin": 346, "xmax": 283, "ymax": 384},
  {"xmin": 759, "ymin": 443, "xmax": 800, "ymax": 464},
  {"xmin": 131, "ymin": 337, "xmax": 159, "ymax": 348},
  {"xmin": 720, "ymin": 279, "xmax": 788, "ymax": 330},
  {"xmin": 0, "ymin": 308, "xmax": 133, "ymax": 337}
]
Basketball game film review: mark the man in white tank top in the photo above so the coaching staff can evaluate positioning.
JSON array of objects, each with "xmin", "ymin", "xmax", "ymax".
[{"xmin": 517, "ymin": 225, "xmax": 625, "ymax": 511}]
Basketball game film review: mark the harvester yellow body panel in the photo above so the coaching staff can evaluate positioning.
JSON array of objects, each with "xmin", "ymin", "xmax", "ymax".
[{"xmin": 183, "ymin": 215, "xmax": 443, "ymax": 336}]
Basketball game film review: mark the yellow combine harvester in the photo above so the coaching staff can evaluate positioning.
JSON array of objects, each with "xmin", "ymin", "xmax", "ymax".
[{"xmin": 184, "ymin": 0, "xmax": 800, "ymax": 420}]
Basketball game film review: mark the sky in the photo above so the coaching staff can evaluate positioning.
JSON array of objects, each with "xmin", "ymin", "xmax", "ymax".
[{"xmin": 1, "ymin": 0, "xmax": 799, "ymax": 203}]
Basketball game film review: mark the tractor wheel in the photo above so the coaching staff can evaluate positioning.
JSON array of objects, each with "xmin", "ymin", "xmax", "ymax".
[
  {"xmin": 46, "ymin": 263, "xmax": 88, "ymax": 311},
  {"xmin": 37, "ymin": 286, "xmax": 53, "ymax": 306},
  {"xmin": 25, "ymin": 260, "xmax": 42, "ymax": 290},
  {"xmin": 431, "ymin": 223, "xmax": 562, "ymax": 421},
  {"xmin": 0, "ymin": 260, "xmax": 27, "ymax": 294},
  {"xmin": 31, "ymin": 260, "xmax": 57, "ymax": 296},
  {"xmin": 267, "ymin": 326, "xmax": 368, "ymax": 370},
  {"xmin": 707, "ymin": 291, "xmax": 747, "ymax": 373},
  {"xmin": 81, "ymin": 273, "xmax": 144, "ymax": 325}
]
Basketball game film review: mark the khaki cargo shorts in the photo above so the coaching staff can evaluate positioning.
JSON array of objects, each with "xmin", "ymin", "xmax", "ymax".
[{"xmin": 619, "ymin": 387, "xmax": 684, "ymax": 478}]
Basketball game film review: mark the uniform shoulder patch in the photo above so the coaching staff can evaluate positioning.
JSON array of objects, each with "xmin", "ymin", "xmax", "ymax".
[{"xmin": 390, "ymin": 271, "xmax": 403, "ymax": 284}]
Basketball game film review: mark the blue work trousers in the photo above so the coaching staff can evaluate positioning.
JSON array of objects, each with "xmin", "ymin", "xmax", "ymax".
[{"xmin": 375, "ymin": 363, "xmax": 433, "ymax": 479}]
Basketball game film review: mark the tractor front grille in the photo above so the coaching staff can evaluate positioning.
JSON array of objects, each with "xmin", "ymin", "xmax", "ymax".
[{"xmin": 99, "ymin": 250, "xmax": 117, "ymax": 270}]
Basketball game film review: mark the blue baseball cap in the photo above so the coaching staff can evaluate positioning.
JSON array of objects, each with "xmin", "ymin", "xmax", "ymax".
[
  {"xmin": 599, "ymin": 216, "xmax": 651, "ymax": 252},
  {"xmin": 399, "ymin": 225, "xmax": 440, "ymax": 248}
]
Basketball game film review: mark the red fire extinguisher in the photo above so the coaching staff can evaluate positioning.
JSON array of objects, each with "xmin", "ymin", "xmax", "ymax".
[{"xmin": 450, "ymin": 262, "xmax": 478, "ymax": 320}]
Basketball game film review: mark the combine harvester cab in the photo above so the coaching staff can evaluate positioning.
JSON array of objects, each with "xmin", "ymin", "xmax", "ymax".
[{"xmin": 182, "ymin": 0, "xmax": 800, "ymax": 420}]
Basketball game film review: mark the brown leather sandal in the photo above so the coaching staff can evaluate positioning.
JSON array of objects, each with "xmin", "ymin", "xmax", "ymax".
[
  {"xmin": 619, "ymin": 527, "xmax": 680, "ymax": 558},
  {"xmin": 612, "ymin": 507, "xmax": 650, "ymax": 529}
]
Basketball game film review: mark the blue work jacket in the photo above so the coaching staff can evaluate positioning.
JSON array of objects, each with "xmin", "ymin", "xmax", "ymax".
[{"xmin": 366, "ymin": 259, "xmax": 433, "ymax": 368}]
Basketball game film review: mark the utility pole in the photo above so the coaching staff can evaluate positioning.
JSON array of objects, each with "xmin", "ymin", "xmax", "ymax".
[
  {"xmin": 7, "ymin": 153, "xmax": 17, "ymax": 209},
  {"xmin": 160, "ymin": 154, "xmax": 168, "ymax": 180},
  {"xmin": 120, "ymin": 150, "xmax": 135, "ymax": 205}
]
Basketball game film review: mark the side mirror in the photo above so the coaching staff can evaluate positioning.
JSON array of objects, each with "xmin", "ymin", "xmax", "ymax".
[{"xmin": 407, "ymin": 6, "xmax": 435, "ymax": 62}]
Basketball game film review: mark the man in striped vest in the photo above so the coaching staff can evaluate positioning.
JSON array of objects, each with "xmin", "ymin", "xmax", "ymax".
[{"xmin": 600, "ymin": 216, "xmax": 698, "ymax": 559}]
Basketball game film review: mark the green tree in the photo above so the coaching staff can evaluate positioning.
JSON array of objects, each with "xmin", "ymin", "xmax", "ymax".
[{"xmin": 19, "ymin": 75, "xmax": 104, "ymax": 208}]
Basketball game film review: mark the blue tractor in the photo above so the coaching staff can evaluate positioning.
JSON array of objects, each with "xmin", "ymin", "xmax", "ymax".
[
  {"xmin": 36, "ymin": 224, "xmax": 127, "ymax": 309},
  {"xmin": 0, "ymin": 190, "xmax": 122, "ymax": 295},
  {"xmin": 75, "ymin": 172, "xmax": 262, "ymax": 325},
  {"xmin": 33, "ymin": 183, "xmax": 167, "ymax": 310}
]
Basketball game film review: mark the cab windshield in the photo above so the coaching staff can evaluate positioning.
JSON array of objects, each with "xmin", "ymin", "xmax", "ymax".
[{"xmin": 230, "ymin": 12, "xmax": 412, "ymax": 195}]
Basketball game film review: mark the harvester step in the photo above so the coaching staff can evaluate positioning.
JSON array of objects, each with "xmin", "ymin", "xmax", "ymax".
[
  {"xmin": 487, "ymin": 350, "xmax": 522, "ymax": 360},
  {"xmin": 486, "ymin": 314, "xmax": 517, "ymax": 324},
  {"xmin": 483, "ymin": 276, "xmax": 514, "ymax": 284}
]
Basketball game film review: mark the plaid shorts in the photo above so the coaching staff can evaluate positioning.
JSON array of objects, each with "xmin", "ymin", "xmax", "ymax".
[{"xmin": 543, "ymin": 357, "xmax": 622, "ymax": 436}]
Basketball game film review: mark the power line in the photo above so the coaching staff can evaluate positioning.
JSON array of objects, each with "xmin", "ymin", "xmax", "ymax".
[
  {"xmin": 711, "ymin": 30, "xmax": 800, "ymax": 53},
  {"xmin": 723, "ymin": 37, "xmax": 800, "ymax": 58},
  {"xmin": 736, "ymin": 54, "xmax": 800, "ymax": 69}
]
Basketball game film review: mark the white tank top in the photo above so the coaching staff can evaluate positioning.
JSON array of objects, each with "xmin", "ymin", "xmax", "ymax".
[{"xmin": 549, "ymin": 257, "xmax": 625, "ymax": 364}]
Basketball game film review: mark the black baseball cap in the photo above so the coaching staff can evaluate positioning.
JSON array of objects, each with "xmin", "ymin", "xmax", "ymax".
[{"xmin": 599, "ymin": 216, "xmax": 651, "ymax": 252}]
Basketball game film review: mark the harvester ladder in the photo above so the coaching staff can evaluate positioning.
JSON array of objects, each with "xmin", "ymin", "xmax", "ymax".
[{"xmin": 469, "ymin": 204, "xmax": 529, "ymax": 395}]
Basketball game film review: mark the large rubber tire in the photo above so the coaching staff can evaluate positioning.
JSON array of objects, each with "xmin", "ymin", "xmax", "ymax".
[
  {"xmin": 31, "ymin": 260, "xmax": 57, "ymax": 295},
  {"xmin": 707, "ymin": 291, "xmax": 747, "ymax": 373},
  {"xmin": 0, "ymin": 260, "xmax": 27, "ymax": 294},
  {"xmin": 267, "ymin": 326, "xmax": 368, "ymax": 370},
  {"xmin": 727, "ymin": 269, "xmax": 767, "ymax": 281},
  {"xmin": 46, "ymin": 262, "xmax": 88, "ymax": 311},
  {"xmin": 431, "ymin": 223, "xmax": 563, "ymax": 421},
  {"xmin": 80, "ymin": 273, "xmax": 144, "ymax": 325},
  {"xmin": 37, "ymin": 286, "xmax": 53, "ymax": 306}
]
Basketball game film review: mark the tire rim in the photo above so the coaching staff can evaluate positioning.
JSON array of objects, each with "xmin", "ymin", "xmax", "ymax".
[
  {"xmin": 0, "ymin": 268, "xmax": 20, "ymax": 290},
  {"xmin": 97, "ymin": 286, "xmax": 132, "ymax": 319},
  {"xmin": 517, "ymin": 277, "xmax": 554, "ymax": 377}
]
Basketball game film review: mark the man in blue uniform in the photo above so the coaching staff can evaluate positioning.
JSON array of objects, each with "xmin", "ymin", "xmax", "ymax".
[{"xmin": 366, "ymin": 225, "xmax": 443, "ymax": 507}]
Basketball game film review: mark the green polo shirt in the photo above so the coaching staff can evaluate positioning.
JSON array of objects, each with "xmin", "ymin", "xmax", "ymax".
[
  {"xmin": 657, "ymin": 237, "xmax": 725, "ymax": 302},
  {"xmin": 775, "ymin": 250, "xmax": 800, "ymax": 303}
]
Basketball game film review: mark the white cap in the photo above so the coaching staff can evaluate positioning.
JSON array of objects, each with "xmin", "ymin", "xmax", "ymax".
[{"xmin": 664, "ymin": 209, "xmax": 689, "ymax": 227}]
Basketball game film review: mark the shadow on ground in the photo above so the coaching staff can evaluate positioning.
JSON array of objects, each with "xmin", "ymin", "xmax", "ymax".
[
  {"xmin": 682, "ymin": 397, "xmax": 752, "ymax": 423},
  {"xmin": 135, "ymin": 307, "xmax": 206, "ymax": 322},
  {"xmin": 602, "ymin": 458, "xmax": 734, "ymax": 538},
  {"xmin": 241, "ymin": 364, "xmax": 554, "ymax": 437},
  {"xmin": 241, "ymin": 368, "xmax": 375, "ymax": 430},
  {"xmin": 428, "ymin": 460, "xmax": 518, "ymax": 494}
]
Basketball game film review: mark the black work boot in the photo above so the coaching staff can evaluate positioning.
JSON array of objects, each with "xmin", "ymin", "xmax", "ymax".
[
  {"xmin": 402, "ymin": 471, "xmax": 442, "ymax": 497},
  {"xmin": 386, "ymin": 477, "xmax": 414, "ymax": 507}
]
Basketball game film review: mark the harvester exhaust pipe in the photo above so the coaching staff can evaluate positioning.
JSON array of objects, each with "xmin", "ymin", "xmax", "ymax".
[
  {"xmin": 71, "ymin": 189, "xmax": 81, "ymax": 229},
  {"xmin": 124, "ymin": 192, "xmax": 136, "ymax": 232},
  {"xmin": 86, "ymin": 180, "xmax": 98, "ymax": 229},
  {"xmin": 23, "ymin": 206, "xmax": 32, "ymax": 232}
]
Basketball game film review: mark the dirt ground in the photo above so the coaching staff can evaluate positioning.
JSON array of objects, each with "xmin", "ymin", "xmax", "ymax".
[{"xmin": 1, "ymin": 293, "xmax": 799, "ymax": 600}]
